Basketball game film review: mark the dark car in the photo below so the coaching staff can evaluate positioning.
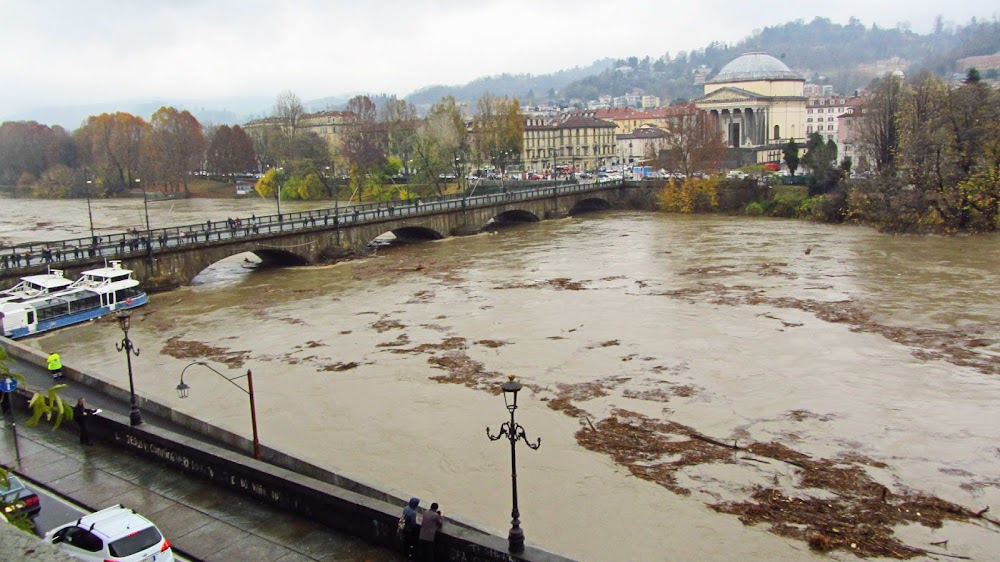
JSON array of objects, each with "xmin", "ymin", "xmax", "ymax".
[{"xmin": 1, "ymin": 473, "xmax": 41, "ymax": 520}]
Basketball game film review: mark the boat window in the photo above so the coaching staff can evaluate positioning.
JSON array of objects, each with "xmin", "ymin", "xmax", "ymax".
[
  {"xmin": 27, "ymin": 311, "xmax": 34, "ymax": 324},
  {"xmin": 111, "ymin": 275, "xmax": 130, "ymax": 283},
  {"xmin": 114, "ymin": 288, "xmax": 144, "ymax": 302}
]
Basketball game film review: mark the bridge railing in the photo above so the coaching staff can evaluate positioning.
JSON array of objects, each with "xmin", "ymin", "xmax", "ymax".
[{"xmin": 0, "ymin": 180, "xmax": 619, "ymax": 271}]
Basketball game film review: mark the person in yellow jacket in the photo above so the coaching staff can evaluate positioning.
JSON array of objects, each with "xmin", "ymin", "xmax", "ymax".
[{"xmin": 47, "ymin": 352, "xmax": 62, "ymax": 379}]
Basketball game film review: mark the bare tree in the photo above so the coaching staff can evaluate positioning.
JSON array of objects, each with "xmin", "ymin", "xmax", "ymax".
[
  {"xmin": 857, "ymin": 75, "xmax": 904, "ymax": 175},
  {"xmin": 273, "ymin": 90, "xmax": 305, "ymax": 140},
  {"xmin": 655, "ymin": 110, "xmax": 725, "ymax": 177}
]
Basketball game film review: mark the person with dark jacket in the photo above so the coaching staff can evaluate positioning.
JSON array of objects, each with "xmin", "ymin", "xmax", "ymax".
[
  {"xmin": 418, "ymin": 502, "xmax": 444, "ymax": 562},
  {"xmin": 401, "ymin": 497, "xmax": 420, "ymax": 560},
  {"xmin": 73, "ymin": 398, "xmax": 98, "ymax": 445}
]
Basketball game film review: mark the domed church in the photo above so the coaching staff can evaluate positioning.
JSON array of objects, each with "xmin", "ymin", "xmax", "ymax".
[{"xmin": 695, "ymin": 52, "xmax": 806, "ymax": 164}]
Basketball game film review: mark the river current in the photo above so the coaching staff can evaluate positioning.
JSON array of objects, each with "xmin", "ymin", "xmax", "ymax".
[{"xmin": 5, "ymin": 197, "xmax": 1000, "ymax": 561}]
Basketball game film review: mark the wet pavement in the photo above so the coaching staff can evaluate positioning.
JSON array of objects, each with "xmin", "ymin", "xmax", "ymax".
[{"xmin": 0, "ymin": 353, "xmax": 402, "ymax": 562}]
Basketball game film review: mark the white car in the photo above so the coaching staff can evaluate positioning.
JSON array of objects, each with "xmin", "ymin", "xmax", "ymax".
[{"xmin": 44, "ymin": 504, "xmax": 174, "ymax": 562}]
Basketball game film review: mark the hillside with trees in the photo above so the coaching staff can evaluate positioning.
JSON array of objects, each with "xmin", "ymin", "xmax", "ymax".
[{"xmin": 559, "ymin": 17, "xmax": 1000, "ymax": 104}]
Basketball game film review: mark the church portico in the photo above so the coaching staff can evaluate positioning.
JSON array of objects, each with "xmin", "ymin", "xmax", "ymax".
[{"xmin": 696, "ymin": 52, "xmax": 806, "ymax": 164}]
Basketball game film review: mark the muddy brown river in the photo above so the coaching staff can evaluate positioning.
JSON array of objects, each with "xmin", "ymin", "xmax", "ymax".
[{"xmin": 5, "ymin": 197, "xmax": 1000, "ymax": 561}]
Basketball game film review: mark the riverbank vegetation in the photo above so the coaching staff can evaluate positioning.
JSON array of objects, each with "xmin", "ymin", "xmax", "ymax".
[{"xmin": 658, "ymin": 70, "xmax": 1000, "ymax": 234}]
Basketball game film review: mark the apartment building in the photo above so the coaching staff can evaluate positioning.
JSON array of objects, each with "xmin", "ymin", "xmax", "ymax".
[
  {"xmin": 522, "ymin": 114, "xmax": 617, "ymax": 172},
  {"xmin": 806, "ymin": 95, "xmax": 852, "ymax": 143}
]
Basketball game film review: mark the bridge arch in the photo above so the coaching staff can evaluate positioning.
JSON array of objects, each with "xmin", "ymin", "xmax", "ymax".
[
  {"xmin": 384, "ymin": 226, "xmax": 446, "ymax": 244},
  {"xmin": 568, "ymin": 197, "xmax": 613, "ymax": 215},
  {"xmin": 492, "ymin": 209, "xmax": 541, "ymax": 227}
]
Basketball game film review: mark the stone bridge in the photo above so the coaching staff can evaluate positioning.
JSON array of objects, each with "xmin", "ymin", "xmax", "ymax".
[{"xmin": 1, "ymin": 182, "xmax": 652, "ymax": 290}]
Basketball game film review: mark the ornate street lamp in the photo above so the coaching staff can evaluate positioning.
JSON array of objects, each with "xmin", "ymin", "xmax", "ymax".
[
  {"xmin": 115, "ymin": 310, "xmax": 142, "ymax": 426},
  {"xmin": 176, "ymin": 361, "xmax": 261, "ymax": 460},
  {"xmin": 486, "ymin": 375, "xmax": 541, "ymax": 553}
]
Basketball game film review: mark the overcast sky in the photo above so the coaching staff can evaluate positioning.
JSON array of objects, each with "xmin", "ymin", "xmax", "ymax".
[{"xmin": 1, "ymin": 0, "xmax": 995, "ymax": 117}]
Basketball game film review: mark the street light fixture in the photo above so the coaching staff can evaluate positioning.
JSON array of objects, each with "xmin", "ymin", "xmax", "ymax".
[
  {"xmin": 136, "ymin": 178, "xmax": 153, "ymax": 264},
  {"xmin": 325, "ymin": 165, "xmax": 340, "ymax": 245},
  {"xmin": 85, "ymin": 178, "xmax": 96, "ymax": 244},
  {"xmin": 176, "ymin": 361, "xmax": 261, "ymax": 460},
  {"xmin": 115, "ymin": 310, "xmax": 143, "ymax": 426},
  {"xmin": 486, "ymin": 375, "xmax": 541, "ymax": 554}
]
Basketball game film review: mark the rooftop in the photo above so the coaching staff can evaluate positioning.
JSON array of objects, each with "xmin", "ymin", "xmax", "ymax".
[{"xmin": 707, "ymin": 52, "xmax": 803, "ymax": 84}]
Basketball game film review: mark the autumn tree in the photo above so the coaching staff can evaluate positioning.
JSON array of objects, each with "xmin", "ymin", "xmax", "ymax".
[
  {"xmin": 472, "ymin": 93, "xmax": 523, "ymax": 179},
  {"xmin": 658, "ymin": 176, "xmax": 720, "ymax": 213},
  {"xmin": 76, "ymin": 112, "xmax": 148, "ymax": 195},
  {"xmin": 147, "ymin": 107, "xmax": 205, "ymax": 195},
  {"xmin": 0, "ymin": 122, "xmax": 77, "ymax": 185},
  {"xmin": 206, "ymin": 125, "xmax": 256, "ymax": 179},
  {"xmin": 655, "ymin": 110, "xmax": 726, "ymax": 177}
]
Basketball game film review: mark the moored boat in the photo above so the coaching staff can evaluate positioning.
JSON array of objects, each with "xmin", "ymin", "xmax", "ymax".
[
  {"xmin": 0, "ymin": 261, "xmax": 147, "ymax": 339},
  {"xmin": 0, "ymin": 269, "xmax": 73, "ymax": 305}
]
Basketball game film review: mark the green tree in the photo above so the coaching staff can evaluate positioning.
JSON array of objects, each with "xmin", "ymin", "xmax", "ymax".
[
  {"xmin": 341, "ymin": 95, "xmax": 387, "ymax": 202},
  {"xmin": 412, "ymin": 96, "xmax": 467, "ymax": 197},
  {"xmin": 783, "ymin": 139, "xmax": 800, "ymax": 176},
  {"xmin": 801, "ymin": 133, "xmax": 839, "ymax": 195}
]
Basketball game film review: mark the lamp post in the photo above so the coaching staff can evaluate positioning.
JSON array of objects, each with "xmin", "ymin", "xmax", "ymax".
[
  {"xmin": 486, "ymin": 375, "xmax": 541, "ymax": 554},
  {"xmin": 176, "ymin": 361, "xmax": 261, "ymax": 460},
  {"xmin": 325, "ymin": 165, "xmax": 340, "ymax": 245},
  {"xmin": 85, "ymin": 179, "xmax": 96, "ymax": 244},
  {"xmin": 136, "ymin": 178, "xmax": 153, "ymax": 264},
  {"xmin": 115, "ymin": 310, "xmax": 143, "ymax": 426}
]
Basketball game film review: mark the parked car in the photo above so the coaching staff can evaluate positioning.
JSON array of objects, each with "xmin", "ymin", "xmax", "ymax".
[
  {"xmin": 0, "ymin": 473, "xmax": 41, "ymax": 520},
  {"xmin": 45, "ymin": 504, "xmax": 174, "ymax": 562}
]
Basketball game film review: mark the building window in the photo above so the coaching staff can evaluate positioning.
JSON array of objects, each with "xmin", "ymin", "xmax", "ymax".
[
  {"xmin": 807, "ymin": 125, "xmax": 813, "ymax": 133},
  {"xmin": 828, "ymin": 125, "xmax": 834, "ymax": 131},
  {"xmin": 774, "ymin": 125, "xmax": 780, "ymax": 140}
]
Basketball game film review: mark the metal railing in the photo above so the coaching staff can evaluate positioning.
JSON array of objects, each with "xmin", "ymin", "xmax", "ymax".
[{"xmin": 0, "ymin": 179, "xmax": 623, "ymax": 271}]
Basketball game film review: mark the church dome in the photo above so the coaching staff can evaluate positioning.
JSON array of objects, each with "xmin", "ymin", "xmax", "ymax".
[{"xmin": 707, "ymin": 52, "xmax": 803, "ymax": 83}]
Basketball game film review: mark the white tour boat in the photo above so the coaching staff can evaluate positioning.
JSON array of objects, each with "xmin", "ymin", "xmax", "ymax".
[
  {"xmin": 0, "ymin": 269, "xmax": 73, "ymax": 305},
  {"xmin": 0, "ymin": 261, "xmax": 147, "ymax": 339}
]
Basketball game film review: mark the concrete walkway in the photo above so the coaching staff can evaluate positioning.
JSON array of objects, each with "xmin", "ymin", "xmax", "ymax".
[{"xmin": 1, "ymin": 354, "xmax": 402, "ymax": 562}]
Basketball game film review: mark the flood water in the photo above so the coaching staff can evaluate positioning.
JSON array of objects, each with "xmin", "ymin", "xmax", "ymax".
[{"xmin": 6, "ymin": 196, "xmax": 1000, "ymax": 561}]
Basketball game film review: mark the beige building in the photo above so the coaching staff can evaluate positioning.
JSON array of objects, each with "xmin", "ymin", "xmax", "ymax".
[
  {"xmin": 244, "ymin": 110, "xmax": 353, "ymax": 155},
  {"xmin": 695, "ymin": 52, "xmax": 807, "ymax": 164},
  {"xmin": 523, "ymin": 115, "xmax": 617, "ymax": 172}
]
